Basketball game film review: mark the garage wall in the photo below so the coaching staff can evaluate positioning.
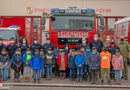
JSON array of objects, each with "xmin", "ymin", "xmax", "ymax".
[{"xmin": 0, "ymin": 0, "xmax": 130, "ymax": 16}]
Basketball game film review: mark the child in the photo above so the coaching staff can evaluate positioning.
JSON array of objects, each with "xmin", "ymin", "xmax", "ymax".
[
  {"xmin": 89, "ymin": 46, "xmax": 100, "ymax": 84},
  {"xmin": 68, "ymin": 49, "xmax": 76, "ymax": 82},
  {"xmin": 112, "ymin": 49, "xmax": 123, "ymax": 85},
  {"xmin": 40, "ymin": 49, "xmax": 45, "ymax": 78},
  {"xmin": 75, "ymin": 50, "xmax": 85, "ymax": 82},
  {"xmin": 54, "ymin": 47, "xmax": 60, "ymax": 78},
  {"xmin": 30, "ymin": 49, "xmax": 43, "ymax": 83},
  {"xmin": 84, "ymin": 46, "xmax": 92, "ymax": 81},
  {"xmin": 0, "ymin": 48, "xmax": 10, "ymax": 81},
  {"xmin": 45, "ymin": 48, "xmax": 55, "ymax": 80},
  {"xmin": 57, "ymin": 50, "xmax": 68, "ymax": 79},
  {"xmin": 100, "ymin": 46, "xmax": 111, "ymax": 84},
  {"xmin": 22, "ymin": 48, "xmax": 32, "ymax": 82},
  {"xmin": 11, "ymin": 48, "xmax": 22, "ymax": 82}
]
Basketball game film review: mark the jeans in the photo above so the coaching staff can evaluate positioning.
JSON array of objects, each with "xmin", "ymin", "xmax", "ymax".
[
  {"xmin": 69, "ymin": 69, "xmax": 75, "ymax": 78},
  {"xmin": 1, "ymin": 68, "xmax": 7, "ymax": 81},
  {"xmin": 115, "ymin": 70, "xmax": 121, "ymax": 80},
  {"xmin": 41, "ymin": 68, "xmax": 45, "ymax": 77},
  {"xmin": 77, "ymin": 68, "xmax": 83, "ymax": 79},
  {"xmin": 84, "ymin": 65, "xmax": 91, "ymax": 77},
  {"xmin": 46, "ymin": 65, "xmax": 52, "ymax": 77},
  {"xmin": 33, "ymin": 70, "xmax": 40, "ymax": 80}
]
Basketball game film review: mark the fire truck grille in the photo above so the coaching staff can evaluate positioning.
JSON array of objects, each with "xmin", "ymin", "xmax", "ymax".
[{"xmin": 58, "ymin": 38, "xmax": 82, "ymax": 45}]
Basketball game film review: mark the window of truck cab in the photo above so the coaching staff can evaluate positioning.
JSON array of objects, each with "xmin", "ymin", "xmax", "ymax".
[
  {"xmin": 51, "ymin": 15, "xmax": 95, "ymax": 31},
  {"xmin": 0, "ymin": 30, "xmax": 18, "ymax": 40}
]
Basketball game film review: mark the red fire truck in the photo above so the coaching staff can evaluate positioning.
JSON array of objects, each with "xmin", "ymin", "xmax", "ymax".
[
  {"xmin": 0, "ymin": 16, "xmax": 42, "ymax": 46},
  {"xmin": 42, "ymin": 7, "xmax": 105, "ymax": 48},
  {"xmin": 115, "ymin": 17, "xmax": 130, "ymax": 44}
]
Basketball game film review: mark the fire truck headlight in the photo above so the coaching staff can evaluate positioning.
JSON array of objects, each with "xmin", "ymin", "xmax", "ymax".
[
  {"xmin": 81, "ymin": 10, "xmax": 87, "ymax": 14},
  {"xmin": 59, "ymin": 9, "xmax": 65, "ymax": 13}
]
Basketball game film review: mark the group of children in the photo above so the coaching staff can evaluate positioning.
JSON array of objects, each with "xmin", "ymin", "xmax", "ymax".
[{"xmin": 0, "ymin": 45, "xmax": 124, "ymax": 85}]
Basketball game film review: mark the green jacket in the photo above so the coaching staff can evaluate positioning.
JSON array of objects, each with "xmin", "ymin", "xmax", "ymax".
[{"xmin": 118, "ymin": 41, "xmax": 130, "ymax": 58}]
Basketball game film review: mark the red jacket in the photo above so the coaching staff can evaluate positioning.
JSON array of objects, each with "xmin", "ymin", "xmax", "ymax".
[{"xmin": 57, "ymin": 54, "xmax": 68, "ymax": 69}]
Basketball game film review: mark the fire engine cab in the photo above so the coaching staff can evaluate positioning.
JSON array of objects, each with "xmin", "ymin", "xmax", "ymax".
[{"xmin": 42, "ymin": 7, "xmax": 105, "ymax": 48}]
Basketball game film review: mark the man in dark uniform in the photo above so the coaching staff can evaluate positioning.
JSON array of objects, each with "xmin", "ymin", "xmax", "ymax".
[
  {"xmin": 43, "ymin": 38, "xmax": 54, "ymax": 54},
  {"xmin": 78, "ymin": 37, "xmax": 89, "ymax": 50},
  {"xmin": 6, "ymin": 37, "xmax": 17, "ymax": 79},
  {"xmin": 30, "ymin": 37, "xmax": 42, "ymax": 55},
  {"xmin": 90, "ymin": 34, "xmax": 103, "ymax": 53}
]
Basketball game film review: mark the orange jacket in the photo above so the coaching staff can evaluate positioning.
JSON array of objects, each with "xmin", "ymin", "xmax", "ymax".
[{"xmin": 100, "ymin": 51, "xmax": 111, "ymax": 69}]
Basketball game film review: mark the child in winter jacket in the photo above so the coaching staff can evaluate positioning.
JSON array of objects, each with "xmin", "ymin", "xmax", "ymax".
[
  {"xmin": 89, "ymin": 46, "xmax": 100, "ymax": 84},
  {"xmin": 112, "ymin": 49, "xmax": 123, "ymax": 85},
  {"xmin": 30, "ymin": 49, "xmax": 43, "ymax": 83},
  {"xmin": 68, "ymin": 49, "xmax": 76, "ymax": 82},
  {"xmin": 22, "ymin": 48, "xmax": 32, "ymax": 82},
  {"xmin": 40, "ymin": 49, "xmax": 45, "ymax": 78},
  {"xmin": 45, "ymin": 48, "xmax": 55, "ymax": 80},
  {"xmin": 57, "ymin": 50, "xmax": 67, "ymax": 79},
  {"xmin": 75, "ymin": 50, "xmax": 85, "ymax": 82},
  {"xmin": 100, "ymin": 46, "xmax": 111, "ymax": 84},
  {"xmin": 0, "ymin": 48, "xmax": 10, "ymax": 81},
  {"xmin": 11, "ymin": 48, "xmax": 22, "ymax": 82},
  {"xmin": 54, "ymin": 47, "xmax": 60, "ymax": 78},
  {"xmin": 84, "ymin": 45, "xmax": 92, "ymax": 81}
]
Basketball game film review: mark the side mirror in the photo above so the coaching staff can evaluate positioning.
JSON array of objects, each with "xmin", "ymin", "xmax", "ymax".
[
  {"xmin": 100, "ymin": 16, "xmax": 104, "ymax": 25},
  {"xmin": 42, "ymin": 16, "xmax": 45, "ymax": 25},
  {"xmin": 51, "ymin": 16, "xmax": 56, "ymax": 21}
]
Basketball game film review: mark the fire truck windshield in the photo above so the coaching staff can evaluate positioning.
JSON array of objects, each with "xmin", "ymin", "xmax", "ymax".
[
  {"xmin": 0, "ymin": 30, "xmax": 18, "ymax": 40},
  {"xmin": 51, "ymin": 15, "xmax": 94, "ymax": 31}
]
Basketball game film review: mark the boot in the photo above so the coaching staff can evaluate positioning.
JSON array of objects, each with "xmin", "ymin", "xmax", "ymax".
[
  {"xmin": 77, "ymin": 77, "xmax": 80, "ymax": 82},
  {"xmin": 80, "ymin": 77, "xmax": 83, "ymax": 82},
  {"xmin": 107, "ymin": 80, "xmax": 111, "ymax": 85},
  {"xmin": 33, "ymin": 79, "xmax": 36, "ymax": 83},
  {"xmin": 101, "ymin": 80, "xmax": 104, "ymax": 84},
  {"xmin": 62, "ymin": 73, "xmax": 66, "ymax": 79}
]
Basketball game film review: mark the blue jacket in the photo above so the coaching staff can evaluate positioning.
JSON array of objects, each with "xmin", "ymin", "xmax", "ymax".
[
  {"xmin": 75, "ymin": 55, "xmax": 85, "ymax": 68},
  {"xmin": 84, "ymin": 51, "xmax": 91, "ymax": 65},
  {"xmin": 30, "ymin": 55, "xmax": 43, "ymax": 70},
  {"xmin": 11, "ymin": 54, "xmax": 22, "ymax": 67},
  {"xmin": 22, "ymin": 53, "xmax": 33, "ymax": 66},
  {"xmin": 68, "ymin": 54, "xmax": 76, "ymax": 69},
  {"xmin": 43, "ymin": 43, "xmax": 54, "ymax": 54},
  {"xmin": 88, "ymin": 52, "xmax": 100, "ymax": 70},
  {"xmin": 90, "ymin": 40, "xmax": 103, "ymax": 53},
  {"xmin": 30, "ymin": 43, "xmax": 42, "ymax": 55}
]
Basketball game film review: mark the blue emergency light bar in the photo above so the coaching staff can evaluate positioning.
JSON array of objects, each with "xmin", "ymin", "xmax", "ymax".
[{"xmin": 51, "ymin": 7, "xmax": 95, "ymax": 15}]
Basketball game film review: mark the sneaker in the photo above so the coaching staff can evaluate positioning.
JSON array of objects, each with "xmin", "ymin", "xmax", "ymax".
[
  {"xmin": 8, "ymin": 76, "xmax": 10, "ymax": 79},
  {"xmin": 124, "ymin": 78, "xmax": 128, "ymax": 80},
  {"xmin": 37, "ymin": 79, "xmax": 40, "ymax": 83},
  {"xmin": 101, "ymin": 80, "xmax": 104, "ymax": 84}
]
